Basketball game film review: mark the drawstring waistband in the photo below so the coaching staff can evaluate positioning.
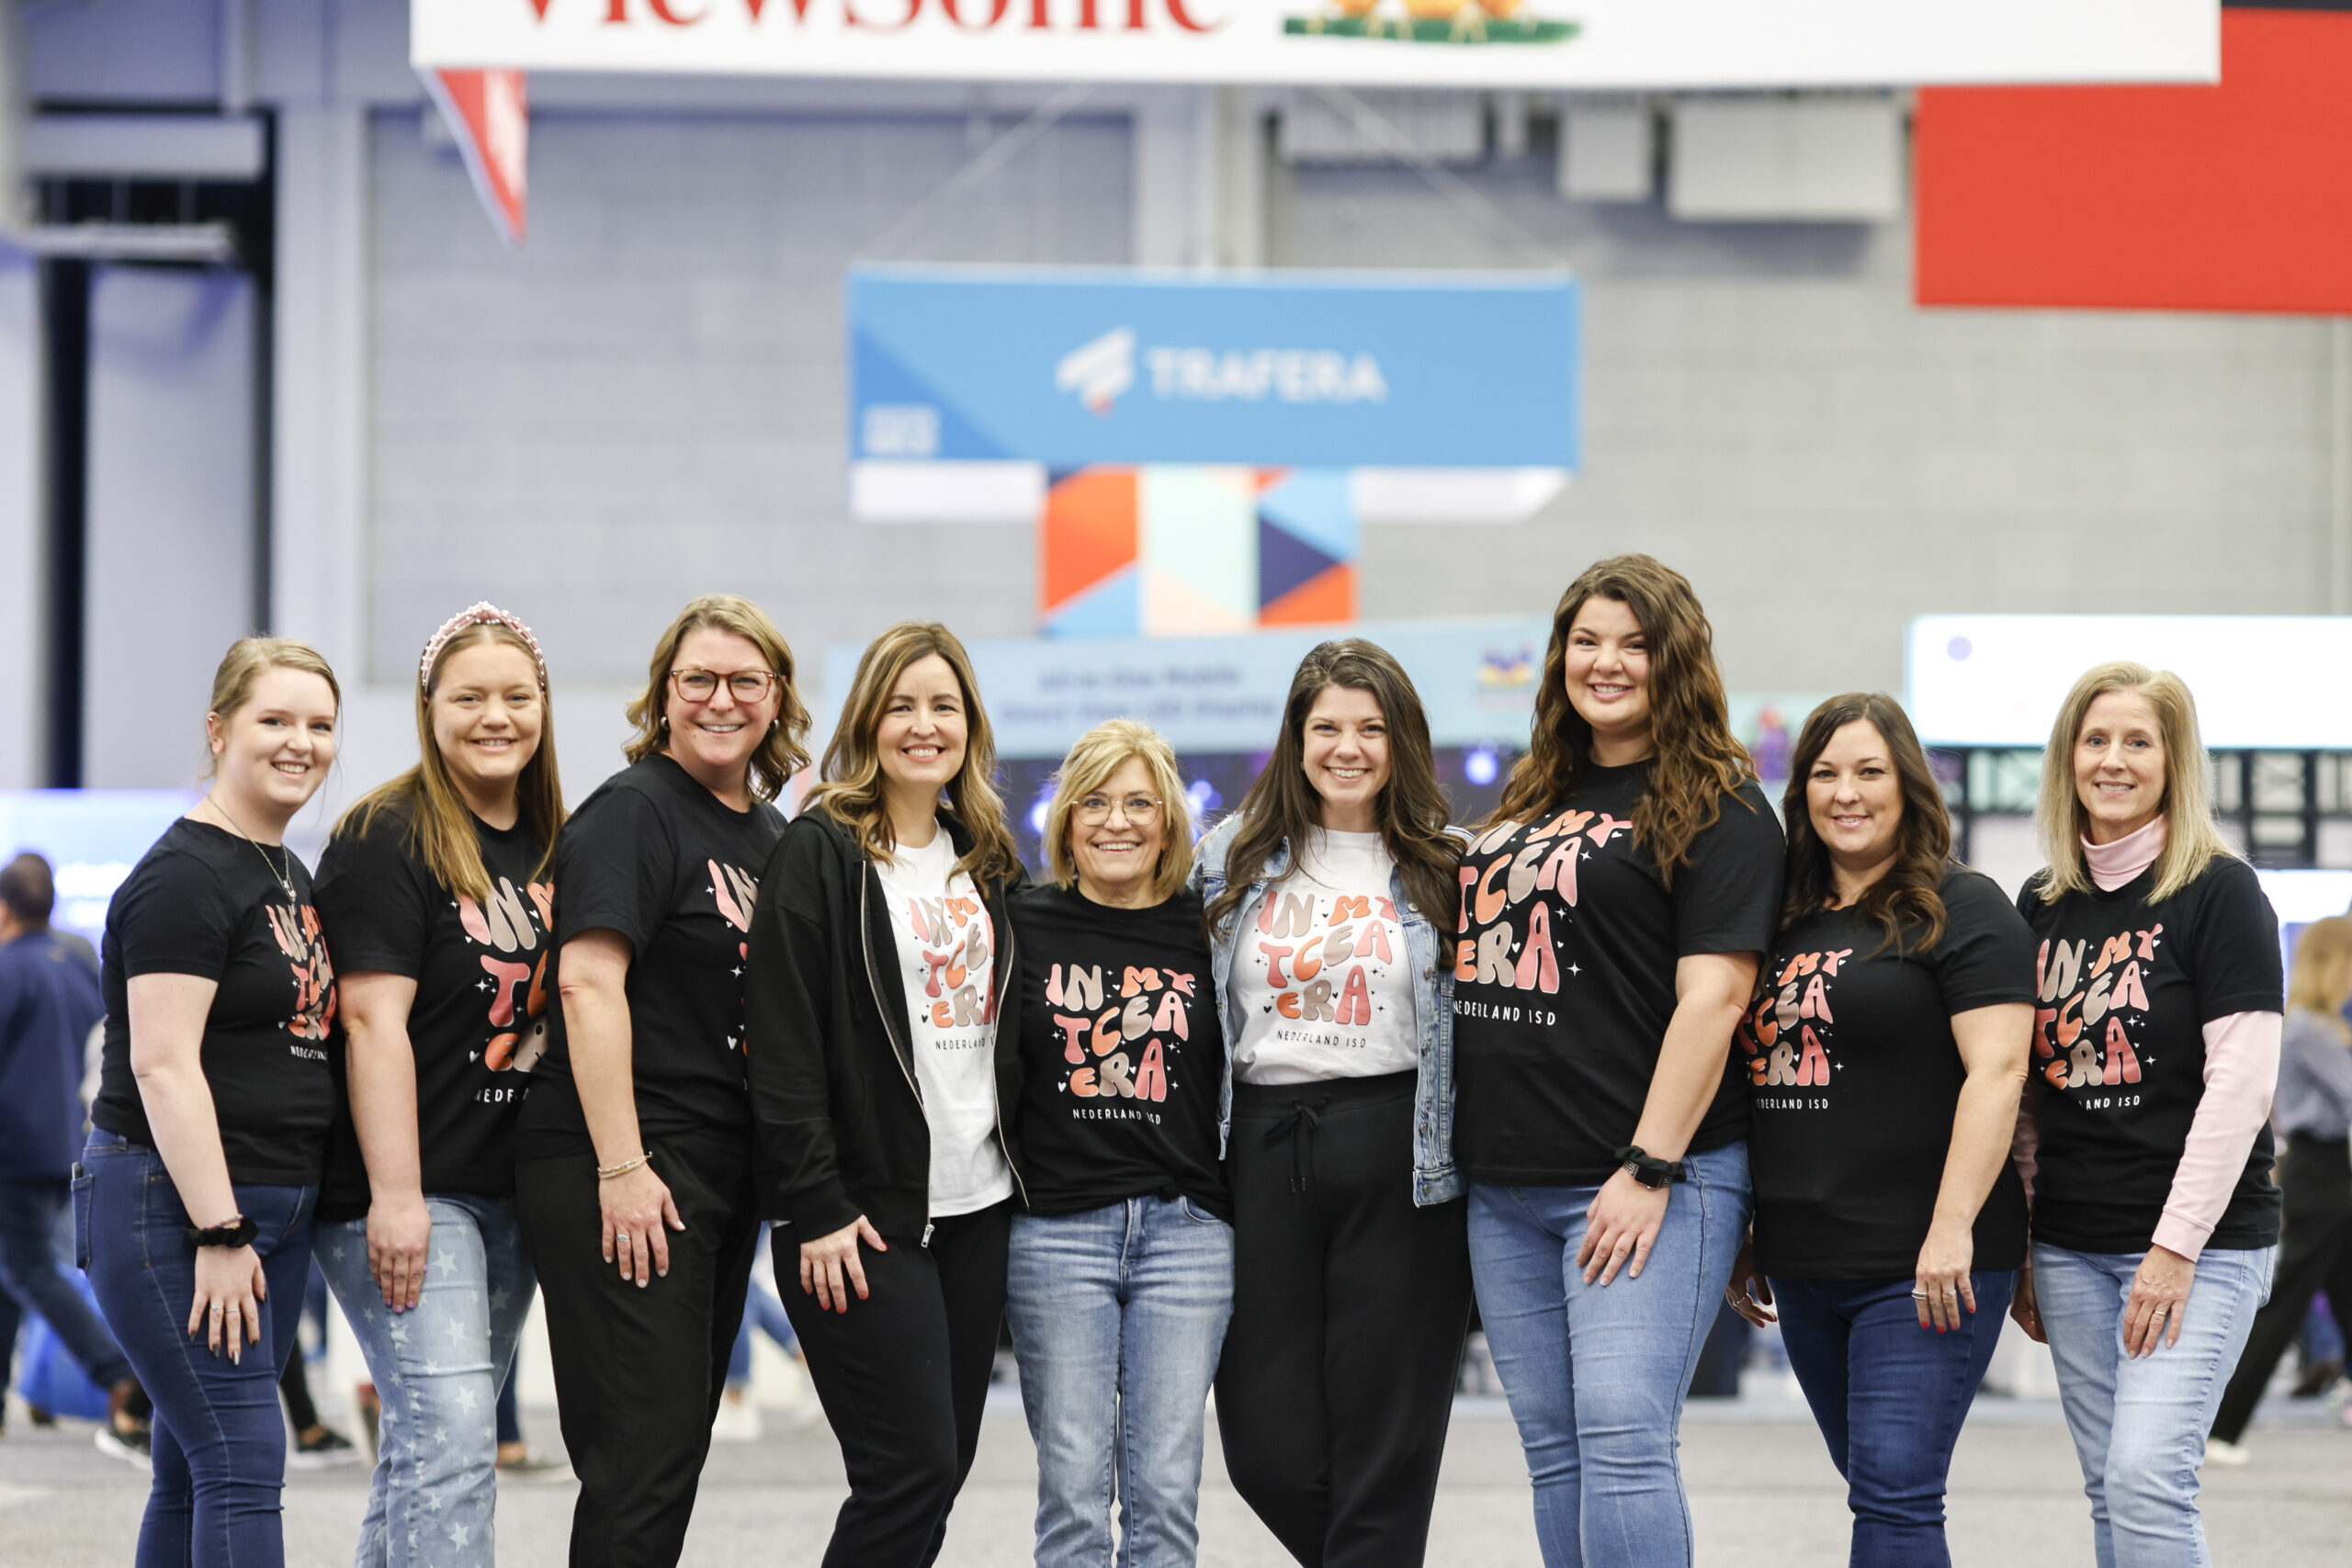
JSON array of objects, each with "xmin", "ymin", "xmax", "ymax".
[{"xmin": 1266, "ymin": 1100, "xmax": 1325, "ymax": 1192}]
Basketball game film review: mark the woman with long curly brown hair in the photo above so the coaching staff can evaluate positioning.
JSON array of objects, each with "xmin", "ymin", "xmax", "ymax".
[
  {"xmin": 1192, "ymin": 637, "xmax": 1472, "ymax": 1568},
  {"xmin": 1453, "ymin": 555, "xmax": 1783, "ymax": 1568}
]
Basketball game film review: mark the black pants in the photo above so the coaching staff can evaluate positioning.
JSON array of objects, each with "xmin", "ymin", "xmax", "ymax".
[
  {"xmin": 1217, "ymin": 1073, "xmax": 1473, "ymax": 1568},
  {"xmin": 780, "ymin": 1200, "xmax": 1012, "ymax": 1568},
  {"xmin": 515, "ymin": 1135, "xmax": 760, "ymax": 1568},
  {"xmin": 2212, "ymin": 1134, "xmax": 2352, "ymax": 1443}
]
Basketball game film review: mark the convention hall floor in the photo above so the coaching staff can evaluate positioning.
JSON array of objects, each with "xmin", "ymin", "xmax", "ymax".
[{"xmin": 3, "ymin": 1382, "xmax": 2346, "ymax": 1565}]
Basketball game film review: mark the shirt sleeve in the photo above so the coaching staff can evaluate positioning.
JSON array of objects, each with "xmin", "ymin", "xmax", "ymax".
[
  {"xmin": 312, "ymin": 822, "xmax": 432, "ymax": 979},
  {"xmin": 1929, "ymin": 870, "xmax": 2040, "ymax": 1014},
  {"xmin": 112, "ymin": 851, "xmax": 240, "ymax": 980},
  {"xmin": 2151, "ymin": 1010, "xmax": 2282, "ymax": 1261},
  {"xmin": 1670, "ymin": 783, "xmax": 1787, "ymax": 957},
  {"xmin": 2186, "ymin": 859, "xmax": 2286, "ymax": 1021},
  {"xmin": 552, "ymin": 784, "xmax": 675, "ymax": 957}
]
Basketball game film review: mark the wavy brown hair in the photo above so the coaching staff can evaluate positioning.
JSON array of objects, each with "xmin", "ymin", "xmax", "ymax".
[
  {"xmin": 1487, "ymin": 554, "xmax": 1757, "ymax": 883},
  {"xmin": 623, "ymin": 595, "xmax": 812, "ymax": 805},
  {"xmin": 805, "ymin": 621, "xmax": 1022, "ymax": 888},
  {"xmin": 340, "ymin": 621, "xmax": 565, "ymax": 901},
  {"xmin": 1780, "ymin": 694, "xmax": 1955, "ymax": 955},
  {"xmin": 1204, "ymin": 639, "xmax": 1458, "ymax": 937}
]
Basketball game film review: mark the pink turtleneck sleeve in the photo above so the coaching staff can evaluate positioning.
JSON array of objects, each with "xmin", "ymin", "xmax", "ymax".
[{"xmin": 2079, "ymin": 818, "xmax": 2280, "ymax": 1262}]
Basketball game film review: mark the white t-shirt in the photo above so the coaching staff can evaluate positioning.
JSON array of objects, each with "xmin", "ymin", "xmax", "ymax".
[
  {"xmin": 1231, "ymin": 829, "xmax": 1419, "ymax": 1086},
  {"xmin": 875, "ymin": 827, "xmax": 1013, "ymax": 1216}
]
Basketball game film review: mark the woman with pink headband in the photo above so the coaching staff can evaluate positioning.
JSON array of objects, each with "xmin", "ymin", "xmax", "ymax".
[{"xmin": 311, "ymin": 604, "xmax": 565, "ymax": 1568}]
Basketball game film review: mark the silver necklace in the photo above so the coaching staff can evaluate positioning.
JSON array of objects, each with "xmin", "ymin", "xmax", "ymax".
[{"xmin": 202, "ymin": 795, "xmax": 299, "ymax": 908}]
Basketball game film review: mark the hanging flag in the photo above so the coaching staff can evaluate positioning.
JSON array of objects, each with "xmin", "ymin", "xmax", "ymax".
[{"xmin": 421, "ymin": 68, "xmax": 528, "ymax": 245}]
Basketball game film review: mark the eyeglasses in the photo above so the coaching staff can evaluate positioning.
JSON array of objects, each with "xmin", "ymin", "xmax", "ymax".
[
  {"xmin": 671, "ymin": 668, "xmax": 780, "ymax": 703},
  {"xmin": 1075, "ymin": 794, "xmax": 1162, "ymax": 826}
]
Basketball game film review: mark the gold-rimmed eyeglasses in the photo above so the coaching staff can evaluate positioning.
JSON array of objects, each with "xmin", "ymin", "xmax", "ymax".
[
  {"xmin": 1075, "ymin": 794, "xmax": 1161, "ymax": 826},
  {"xmin": 670, "ymin": 668, "xmax": 780, "ymax": 703}
]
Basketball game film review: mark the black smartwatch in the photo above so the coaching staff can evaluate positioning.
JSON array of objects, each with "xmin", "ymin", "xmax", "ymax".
[
  {"xmin": 184, "ymin": 1215, "xmax": 258, "ymax": 1249},
  {"xmin": 1612, "ymin": 1145, "xmax": 1684, "ymax": 1190}
]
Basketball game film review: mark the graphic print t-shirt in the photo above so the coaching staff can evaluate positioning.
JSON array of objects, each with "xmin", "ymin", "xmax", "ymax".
[
  {"xmin": 2017, "ymin": 855, "xmax": 2283, "ymax": 1253},
  {"xmin": 876, "ymin": 828, "xmax": 1013, "ymax": 1217},
  {"xmin": 312, "ymin": 805, "xmax": 553, "ymax": 1216},
  {"xmin": 94, "ymin": 819, "xmax": 339, "ymax": 1185},
  {"xmin": 516, "ymin": 755, "xmax": 783, "ymax": 1157},
  {"xmin": 1741, "ymin": 868, "xmax": 2036, "ymax": 1279},
  {"xmin": 1007, "ymin": 882, "xmax": 1229, "ymax": 1221},
  {"xmin": 1229, "ymin": 829, "xmax": 1418, "ymax": 1086},
  {"xmin": 1453, "ymin": 762, "xmax": 1784, "ymax": 1186}
]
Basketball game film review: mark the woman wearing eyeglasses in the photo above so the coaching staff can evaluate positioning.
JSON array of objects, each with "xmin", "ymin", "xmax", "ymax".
[
  {"xmin": 1001, "ymin": 721, "xmax": 1230, "ymax": 1568},
  {"xmin": 514, "ymin": 596, "xmax": 809, "ymax": 1568}
]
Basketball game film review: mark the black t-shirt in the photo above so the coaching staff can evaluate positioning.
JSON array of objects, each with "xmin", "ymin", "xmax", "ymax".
[
  {"xmin": 93, "ymin": 819, "xmax": 339, "ymax": 1186},
  {"xmin": 1453, "ymin": 761, "xmax": 1785, "ymax": 1186},
  {"xmin": 2016, "ymin": 854, "xmax": 2283, "ymax": 1253},
  {"xmin": 516, "ymin": 755, "xmax": 785, "ymax": 1158},
  {"xmin": 1006, "ymin": 883, "xmax": 1230, "ymax": 1222},
  {"xmin": 311, "ymin": 804, "xmax": 553, "ymax": 1219},
  {"xmin": 1742, "ymin": 867, "xmax": 2035, "ymax": 1279}
]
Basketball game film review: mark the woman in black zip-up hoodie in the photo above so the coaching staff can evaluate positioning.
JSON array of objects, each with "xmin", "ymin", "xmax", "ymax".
[{"xmin": 745, "ymin": 621, "xmax": 1024, "ymax": 1568}]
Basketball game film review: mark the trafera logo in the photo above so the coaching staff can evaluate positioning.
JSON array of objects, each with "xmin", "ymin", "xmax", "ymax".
[
  {"xmin": 1055, "ymin": 325, "xmax": 1388, "ymax": 414},
  {"xmin": 1057, "ymin": 328, "xmax": 1137, "ymax": 415}
]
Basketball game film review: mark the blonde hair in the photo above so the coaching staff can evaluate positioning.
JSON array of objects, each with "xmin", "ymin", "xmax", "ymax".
[
  {"xmin": 339, "ymin": 621, "xmax": 566, "ymax": 901},
  {"xmin": 2034, "ymin": 661, "xmax": 2237, "ymax": 904},
  {"xmin": 204, "ymin": 637, "xmax": 340, "ymax": 777},
  {"xmin": 1042, "ymin": 720, "xmax": 1195, "ymax": 901},
  {"xmin": 623, "ymin": 595, "xmax": 811, "ymax": 804},
  {"xmin": 2288, "ymin": 916, "xmax": 2352, "ymax": 1039},
  {"xmin": 805, "ymin": 622, "xmax": 1021, "ymax": 887}
]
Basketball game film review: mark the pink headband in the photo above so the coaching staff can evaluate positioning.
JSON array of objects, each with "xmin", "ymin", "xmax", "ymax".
[{"xmin": 419, "ymin": 602, "xmax": 548, "ymax": 690}]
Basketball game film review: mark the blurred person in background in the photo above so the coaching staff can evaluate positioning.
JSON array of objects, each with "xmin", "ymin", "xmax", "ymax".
[
  {"xmin": 0, "ymin": 851, "xmax": 151, "ymax": 1458},
  {"xmin": 311, "ymin": 604, "xmax": 566, "ymax": 1562},
  {"xmin": 84, "ymin": 639, "xmax": 343, "ymax": 1568},
  {"xmin": 1725, "ymin": 694, "xmax": 2034, "ymax": 1567},
  {"xmin": 1453, "ymin": 557, "xmax": 1782, "ymax": 1568},
  {"xmin": 2207, "ymin": 914, "xmax": 2352, "ymax": 1461},
  {"xmin": 2008, "ymin": 663, "xmax": 2281, "ymax": 1568},
  {"xmin": 514, "ymin": 595, "xmax": 804, "ymax": 1568},
  {"xmin": 746, "ymin": 622, "xmax": 1023, "ymax": 1568},
  {"xmin": 1004, "ymin": 720, "xmax": 1230, "ymax": 1568},
  {"xmin": 1194, "ymin": 639, "xmax": 1470, "ymax": 1568}
]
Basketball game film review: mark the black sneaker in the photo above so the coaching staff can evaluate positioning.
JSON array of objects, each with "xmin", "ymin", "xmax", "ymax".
[
  {"xmin": 94, "ymin": 1421, "xmax": 153, "ymax": 1471},
  {"xmin": 288, "ymin": 1424, "xmax": 361, "ymax": 1469}
]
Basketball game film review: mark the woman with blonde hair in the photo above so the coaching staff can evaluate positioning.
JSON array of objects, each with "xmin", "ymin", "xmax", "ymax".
[
  {"xmin": 1453, "ymin": 555, "xmax": 1783, "ymax": 1568},
  {"xmin": 514, "ymin": 594, "xmax": 808, "ymax": 1568},
  {"xmin": 745, "ymin": 621, "xmax": 1023, "ymax": 1568},
  {"xmin": 2207, "ymin": 912, "xmax": 2352, "ymax": 1461},
  {"xmin": 2008, "ymin": 661, "xmax": 2281, "ymax": 1568},
  {"xmin": 1003, "ymin": 720, "xmax": 1230, "ymax": 1568},
  {"xmin": 311, "ymin": 604, "xmax": 564, "ymax": 1568},
  {"xmin": 84, "ymin": 637, "xmax": 343, "ymax": 1568}
]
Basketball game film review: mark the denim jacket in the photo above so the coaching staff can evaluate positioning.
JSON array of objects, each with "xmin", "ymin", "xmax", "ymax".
[{"xmin": 1189, "ymin": 814, "xmax": 1464, "ymax": 1207}]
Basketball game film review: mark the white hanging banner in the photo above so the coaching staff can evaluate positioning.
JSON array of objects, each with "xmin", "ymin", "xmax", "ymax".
[{"xmin": 413, "ymin": 0, "xmax": 2217, "ymax": 90}]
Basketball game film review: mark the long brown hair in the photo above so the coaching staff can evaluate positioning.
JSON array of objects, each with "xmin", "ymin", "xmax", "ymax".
[
  {"xmin": 339, "ymin": 621, "xmax": 566, "ymax": 901},
  {"xmin": 623, "ymin": 595, "xmax": 812, "ymax": 805},
  {"xmin": 805, "ymin": 621, "xmax": 1022, "ymax": 887},
  {"xmin": 1780, "ymin": 694, "xmax": 1953, "ymax": 955},
  {"xmin": 1204, "ymin": 639, "xmax": 1458, "ymax": 936},
  {"xmin": 1487, "ymin": 554, "xmax": 1756, "ymax": 882}
]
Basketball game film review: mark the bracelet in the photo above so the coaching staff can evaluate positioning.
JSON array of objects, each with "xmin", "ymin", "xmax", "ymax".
[{"xmin": 596, "ymin": 1152, "xmax": 651, "ymax": 1181}]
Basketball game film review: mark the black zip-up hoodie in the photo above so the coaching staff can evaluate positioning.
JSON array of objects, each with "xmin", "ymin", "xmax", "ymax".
[{"xmin": 745, "ymin": 807, "xmax": 1024, "ymax": 1241}]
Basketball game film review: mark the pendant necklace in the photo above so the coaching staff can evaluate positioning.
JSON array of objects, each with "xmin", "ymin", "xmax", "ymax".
[{"xmin": 203, "ymin": 795, "xmax": 299, "ymax": 908}]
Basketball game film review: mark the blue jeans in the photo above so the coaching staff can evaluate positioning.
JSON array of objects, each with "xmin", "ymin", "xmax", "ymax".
[
  {"xmin": 1468, "ymin": 1142, "xmax": 1752, "ymax": 1568},
  {"xmin": 2032, "ymin": 1242, "xmax": 2275, "ymax": 1568},
  {"xmin": 81, "ymin": 1133, "xmax": 315, "ymax": 1568},
  {"xmin": 1771, "ymin": 1270, "xmax": 2016, "ymax": 1568},
  {"xmin": 728, "ymin": 1226, "xmax": 797, "ymax": 1386},
  {"xmin": 1, "ymin": 1176, "xmax": 134, "ymax": 1390},
  {"xmin": 315, "ymin": 1194, "xmax": 536, "ymax": 1568},
  {"xmin": 1006, "ymin": 1196, "xmax": 1235, "ymax": 1568}
]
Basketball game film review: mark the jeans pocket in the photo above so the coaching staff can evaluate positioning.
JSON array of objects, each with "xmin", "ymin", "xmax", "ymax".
[
  {"xmin": 72, "ymin": 1164, "xmax": 95, "ymax": 1269},
  {"xmin": 1176, "ymin": 1197, "xmax": 1228, "ymax": 1228}
]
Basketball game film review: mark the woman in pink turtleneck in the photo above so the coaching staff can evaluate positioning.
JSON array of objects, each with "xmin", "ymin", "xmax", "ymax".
[{"xmin": 2008, "ymin": 661, "xmax": 2283, "ymax": 1568}]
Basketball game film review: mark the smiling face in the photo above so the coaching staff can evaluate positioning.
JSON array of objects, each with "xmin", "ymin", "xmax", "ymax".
[
  {"xmin": 876, "ymin": 653, "xmax": 968, "ymax": 806},
  {"xmin": 1806, "ymin": 718, "xmax": 1904, "ymax": 887},
  {"xmin": 2074, "ymin": 688, "xmax": 2168, "ymax": 844},
  {"xmin": 1300, "ymin": 683, "xmax": 1390, "ymax": 832},
  {"xmin": 1069, "ymin": 756, "xmax": 1166, "ymax": 906},
  {"xmin": 663, "ymin": 627, "xmax": 780, "ymax": 791},
  {"xmin": 1561, "ymin": 594, "xmax": 1653, "ymax": 762},
  {"xmin": 430, "ymin": 638, "xmax": 543, "ymax": 812},
  {"xmin": 208, "ymin": 667, "xmax": 339, "ymax": 828}
]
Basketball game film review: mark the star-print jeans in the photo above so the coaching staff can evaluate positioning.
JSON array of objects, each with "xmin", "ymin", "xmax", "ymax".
[{"xmin": 316, "ymin": 1193, "xmax": 536, "ymax": 1568}]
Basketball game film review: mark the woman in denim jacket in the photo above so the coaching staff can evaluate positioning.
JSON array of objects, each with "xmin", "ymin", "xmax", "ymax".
[{"xmin": 1190, "ymin": 638, "xmax": 1469, "ymax": 1568}]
